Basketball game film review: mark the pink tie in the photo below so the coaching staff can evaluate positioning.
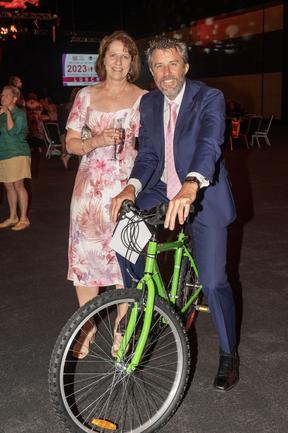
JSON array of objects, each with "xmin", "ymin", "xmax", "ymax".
[{"xmin": 166, "ymin": 101, "xmax": 182, "ymax": 199}]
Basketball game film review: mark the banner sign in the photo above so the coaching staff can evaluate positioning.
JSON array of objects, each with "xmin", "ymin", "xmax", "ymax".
[{"xmin": 62, "ymin": 53, "xmax": 100, "ymax": 87}]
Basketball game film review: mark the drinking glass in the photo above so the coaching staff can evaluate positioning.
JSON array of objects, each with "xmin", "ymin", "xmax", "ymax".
[{"xmin": 112, "ymin": 118, "xmax": 125, "ymax": 160}]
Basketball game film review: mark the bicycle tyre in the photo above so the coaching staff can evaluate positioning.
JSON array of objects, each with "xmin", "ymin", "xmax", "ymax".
[
  {"xmin": 48, "ymin": 289, "xmax": 190, "ymax": 433},
  {"xmin": 176, "ymin": 254, "xmax": 202, "ymax": 329}
]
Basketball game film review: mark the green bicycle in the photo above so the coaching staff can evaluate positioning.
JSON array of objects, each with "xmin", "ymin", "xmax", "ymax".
[{"xmin": 48, "ymin": 200, "xmax": 209, "ymax": 433}]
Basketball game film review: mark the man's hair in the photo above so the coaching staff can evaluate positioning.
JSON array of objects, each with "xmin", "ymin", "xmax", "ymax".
[
  {"xmin": 96, "ymin": 30, "xmax": 141, "ymax": 82},
  {"xmin": 3, "ymin": 85, "xmax": 20, "ymax": 99},
  {"xmin": 145, "ymin": 36, "xmax": 189, "ymax": 68},
  {"xmin": 8, "ymin": 76, "xmax": 21, "ymax": 86}
]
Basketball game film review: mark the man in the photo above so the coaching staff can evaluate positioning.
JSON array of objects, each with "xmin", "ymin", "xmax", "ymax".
[{"xmin": 110, "ymin": 36, "xmax": 239, "ymax": 391}]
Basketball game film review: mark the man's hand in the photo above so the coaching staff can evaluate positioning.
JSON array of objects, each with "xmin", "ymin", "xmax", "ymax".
[
  {"xmin": 164, "ymin": 182, "xmax": 198, "ymax": 230},
  {"xmin": 110, "ymin": 184, "xmax": 136, "ymax": 223}
]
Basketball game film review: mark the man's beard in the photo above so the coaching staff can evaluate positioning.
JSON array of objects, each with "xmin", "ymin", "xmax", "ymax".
[{"xmin": 158, "ymin": 75, "xmax": 185, "ymax": 99}]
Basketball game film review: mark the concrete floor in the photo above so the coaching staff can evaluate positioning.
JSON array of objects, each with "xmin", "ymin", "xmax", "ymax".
[{"xmin": 0, "ymin": 124, "xmax": 287, "ymax": 433}]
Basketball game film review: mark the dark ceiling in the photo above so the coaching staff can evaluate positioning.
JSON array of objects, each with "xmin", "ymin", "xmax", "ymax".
[{"xmin": 36, "ymin": 0, "xmax": 276, "ymax": 39}]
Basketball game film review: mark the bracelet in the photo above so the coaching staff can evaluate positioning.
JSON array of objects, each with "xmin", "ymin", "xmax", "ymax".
[
  {"xmin": 81, "ymin": 138, "xmax": 88, "ymax": 154},
  {"xmin": 82, "ymin": 136, "xmax": 98, "ymax": 154},
  {"xmin": 184, "ymin": 176, "xmax": 201, "ymax": 190}
]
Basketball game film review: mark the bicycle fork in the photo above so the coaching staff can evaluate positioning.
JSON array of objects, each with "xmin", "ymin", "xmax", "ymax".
[{"xmin": 116, "ymin": 241, "xmax": 159, "ymax": 373}]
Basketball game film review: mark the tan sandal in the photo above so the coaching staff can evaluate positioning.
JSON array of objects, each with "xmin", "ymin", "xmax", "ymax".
[
  {"xmin": 111, "ymin": 332, "xmax": 130, "ymax": 358},
  {"xmin": 72, "ymin": 325, "xmax": 97, "ymax": 359},
  {"xmin": 11, "ymin": 219, "xmax": 30, "ymax": 231},
  {"xmin": 111, "ymin": 333, "xmax": 123, "ymax": 358},
  {"xmin": 0, "ymin": 218, "xmax": 19, "ymax": 228}
]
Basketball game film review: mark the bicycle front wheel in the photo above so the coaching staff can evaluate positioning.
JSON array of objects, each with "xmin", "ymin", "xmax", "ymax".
[{"xmin": 48, "ymin": 289, "xmax": 190, "ymax": 433}]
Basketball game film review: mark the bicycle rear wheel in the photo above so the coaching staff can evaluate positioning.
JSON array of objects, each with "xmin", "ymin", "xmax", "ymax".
[{"xmin": 48, "ymin": 289, "xmax": 190, "ymax": 433}]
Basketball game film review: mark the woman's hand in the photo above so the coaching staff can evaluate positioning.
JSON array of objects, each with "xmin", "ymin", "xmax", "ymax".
[
  {"xmin": 66, "ymin": 127, "xmax": 124, "ymax": 155},
  {"xmin": 92, "ymin": 128, "xmax": 124, "ymax": 148}
]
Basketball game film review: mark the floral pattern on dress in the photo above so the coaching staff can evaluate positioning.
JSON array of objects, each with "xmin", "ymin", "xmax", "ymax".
[{"xmin": 66, "ymin": 86, "xmax": 145, "ymax": 287}]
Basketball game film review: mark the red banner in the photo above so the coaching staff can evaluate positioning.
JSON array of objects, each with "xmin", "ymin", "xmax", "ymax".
[{"xmin": 0, "ymin": 0, "xmax": 39, "ymax": 9}]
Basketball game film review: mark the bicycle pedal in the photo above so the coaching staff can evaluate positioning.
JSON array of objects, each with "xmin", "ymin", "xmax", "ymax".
[{"xmin": 195, "ymin": 304, "xmax": 210, "ymax": 313}]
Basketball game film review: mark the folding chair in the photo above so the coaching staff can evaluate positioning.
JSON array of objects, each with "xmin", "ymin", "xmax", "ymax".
[
  {"xmin": 42, "ymin": 121, "xmax": 62, "ymax": 158},
  {"xmin": 251, "ymin": 114, "xmax": 274, "ymax": 148},
  {"xmin": 248, "ymin": 116, "xmax": 263, "ymax": 147}
]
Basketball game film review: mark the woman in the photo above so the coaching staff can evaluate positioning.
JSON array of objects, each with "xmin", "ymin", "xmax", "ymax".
[
  {"xmin": 66, "ymin": 30, "xmax": 147, "ymax": 357},
  {"xmin": 0, "ymin": 85, "xmax": 31, "ymax": 231}
]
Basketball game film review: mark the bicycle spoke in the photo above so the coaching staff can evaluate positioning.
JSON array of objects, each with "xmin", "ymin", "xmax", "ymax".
[{"xmin": 49, "ymin": 290, "xmax": 189, "ymax": 433}]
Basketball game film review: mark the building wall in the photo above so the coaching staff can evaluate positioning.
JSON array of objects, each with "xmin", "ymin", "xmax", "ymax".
[
  {"xmin": 200, "ymin": 72, "xmax": 282, "ymax": 118},
  {"xmin": 192, "ymin": 3, "xmax": 283, "ymax": 119},
  {"xmin": 137, "ymin": 2, "xmax": 285, "ymax": 120}
]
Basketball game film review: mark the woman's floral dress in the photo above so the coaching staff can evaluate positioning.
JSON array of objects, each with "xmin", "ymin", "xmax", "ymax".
[{"xmin": 66, "ymin": 86, "xmax": 145, "ymax": 287}]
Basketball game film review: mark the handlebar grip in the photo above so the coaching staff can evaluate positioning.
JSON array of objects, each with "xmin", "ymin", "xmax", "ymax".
[
  {"xmin": 118, "ymin": 200, "xmax": 137, "ymax": 220},
  {"xmin": 189, "ymin": 204, "xmax": 195, "ymax": 215},
  {"xmin": 121, "ymin": 199, "xmax": 135, "ymax": 212}
]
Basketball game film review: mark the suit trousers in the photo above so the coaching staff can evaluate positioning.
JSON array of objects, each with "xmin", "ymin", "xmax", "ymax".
[{"xmin": 116, "ymin": 181, "xmax": 236, "ymax": 354}]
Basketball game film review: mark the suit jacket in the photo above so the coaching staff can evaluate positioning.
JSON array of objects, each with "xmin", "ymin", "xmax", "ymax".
[{"xmin": 130, "ymin": 79, "xmax": 236, "ymax": 228}]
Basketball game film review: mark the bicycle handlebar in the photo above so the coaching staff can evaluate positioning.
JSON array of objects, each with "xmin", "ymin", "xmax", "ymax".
[
  {"xmin": 119, "ymin": 200, "xmax": 194, "ymax": 226},
  {"xmin": 120, "ymin": 199, "xmax": 137, "ymax": 215}
]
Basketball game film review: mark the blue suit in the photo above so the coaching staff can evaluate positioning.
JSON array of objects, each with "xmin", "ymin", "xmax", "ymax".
[{"xmin": 118, "ymin": 79, "xmax": 237, "ymax": 353}]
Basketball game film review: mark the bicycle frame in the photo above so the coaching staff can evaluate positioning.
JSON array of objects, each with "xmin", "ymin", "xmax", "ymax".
[{"xmin": 117, "ymin": 227, "xmax": 202, "ymax": 372}]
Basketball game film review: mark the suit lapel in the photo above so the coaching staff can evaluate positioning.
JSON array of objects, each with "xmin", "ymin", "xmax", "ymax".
[{"xmin": 174, "ymin": 80, "xmax": 200, "ymax": 145}]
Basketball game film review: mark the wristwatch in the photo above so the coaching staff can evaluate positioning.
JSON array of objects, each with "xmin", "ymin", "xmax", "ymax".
[{"xmin": 184, "ymin": 176, "xmax": 201, "ymax": 190}]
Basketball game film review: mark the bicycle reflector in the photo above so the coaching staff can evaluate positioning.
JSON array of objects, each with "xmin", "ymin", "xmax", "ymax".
[{"xmin": 91, "ymin": 418, "xmax": 117, "ymax": 430}]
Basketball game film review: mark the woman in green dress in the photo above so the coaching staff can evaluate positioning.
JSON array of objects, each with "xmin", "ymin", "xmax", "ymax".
[{"xmin": 0, "ymin": 85, "xmax": 31, "ymax": 231}]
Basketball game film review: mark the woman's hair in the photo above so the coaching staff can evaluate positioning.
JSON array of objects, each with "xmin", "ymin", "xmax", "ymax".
[
  {"xmin": 96, "ymin": 30, "xmax": 141, "ymax": 82},
  {"xmin": 145, "ymin": 36, "xmax": 189, "ymax": 68},
  {"xmin": 3, "ymin": 85, "xmax": 20, "ymax": 99}
]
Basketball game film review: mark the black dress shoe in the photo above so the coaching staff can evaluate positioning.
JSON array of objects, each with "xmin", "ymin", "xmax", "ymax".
[{"xmin": 213, "ymin": 350, "xmax": 239, "ymax": 391}]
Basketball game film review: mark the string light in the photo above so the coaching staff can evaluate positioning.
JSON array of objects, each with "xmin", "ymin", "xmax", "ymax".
[
  {"xmin": 0, "ymin": 24, "xmax": 18, "ymax": 39},
  {"xmin": 0, "ymin": 11, "xmax": 58, "ymax": 41},
  {"xmin": 0, "ymin": 27, "xmax": 9, "ymax": 35}
]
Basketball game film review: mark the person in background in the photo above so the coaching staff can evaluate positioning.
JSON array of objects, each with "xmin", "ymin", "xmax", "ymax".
[
  {"xmin": 40, "ymin": 96, "xmax": 58, "ymax": 121},
  {"xmin": 0, "ymin": 85, "xmax": 31, "ymax": 231},
  {"xmin": 8, "ymin": 75, "xmax": 25, "ymax": 109},
  {"xmin": 65, "ymin": 30, "xmax": 147, "ymax": 358},
  {"xmin": 58, "ymin": 88, "xmax": 79, "ymax": 169},
  {"xmin": 111, "ymin": 36, "xmax": 239, "ymax": 391},
  {"xmin": 226, "ymin": 99, "xmax": 245, "ymax": 119},
  {"xmin": 26, "ymin": 93, "xmax": 45, "ymax": 152}
]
